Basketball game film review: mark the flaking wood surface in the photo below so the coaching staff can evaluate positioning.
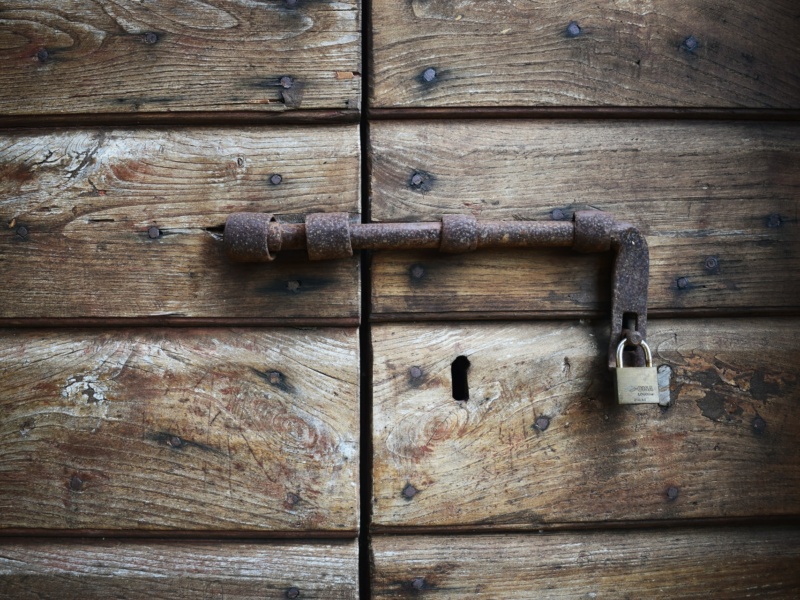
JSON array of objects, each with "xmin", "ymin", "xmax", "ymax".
[
  {"xmin": 0, "ymin": 539, "xmax": 358, "ymax": 598},
  {"xmin": 372, "ymin": 528, "xmax": 800, "ymax": 598},
  {"xmin": 0, "ymin": 328, "xmax": 359, "ymax": 532},
  {"xmin": 0, "ymin": 1, "xmax": 360, "ymax": 114},
  {"xmin": 370, "ymin": 121, "xmax": 800, "ymax": 319},
  {"xmin": 0, "ymin": 127, "xmax": 360, "ymax": 321},
  {"xmin": 372, "ymin": 319, "xmax": 800, "ymax": 529},
  {"xmin": 372, "ymin": 0, "xmax": 800, "ymax": 108}
]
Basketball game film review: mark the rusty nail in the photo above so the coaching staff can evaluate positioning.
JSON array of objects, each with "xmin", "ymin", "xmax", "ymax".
[
  {"xmin": 704, "ymin": 256, "xmax": 719, "ymax": 272},
  {"xmin": 410, "ymin": 264, "xmax": 425, "ymax": 279},
  {"xmin": 410, "ymin": 172, "xmax": 424, "ymax": 187},
  {"xmin": 69, "ymin": 475, "xmax": 84, "ymax": 492},
  {"xmin": 676, "ymin": 277, "xmax": 689, "ymax": 290},
  {"xmin": 402, "ymin": 483, "xmax": 418, "ymax": 499},
  {"xmin": 752, "ymin": 416, "xmax": 767, "ymax": 433},
  {"xmin": 534, "ymin": 416, "xmax": 550, "ymax": 431},
  {"xmin": 410, "ymin": 366, "xmax": 423, "ymax": 379},
  {"xmin": 683, "ymin": 35, "xmax": 699, "ymax": 51},
  {"xmin": 285, "ymin": 0, "xmax": 298, "ymax": 6},
  {"xmin": 16, "ymin": 225, "xmax": 29, "ymax": 238},
  {"xmin": 286, "ymin": 587, "xmax": 300, "ymax": 599},
  {"xmin": 287, "ymin": 492, "xmax": 300, "ymax": 506},
  {"xmin": 270, "ymin": 174, "xmax": 283, "ymax": 185},
  {"xmin": 666, "ymin": 486, "xmax": 679, "ymax": 501},
  {"xmin": 36, "ymin": 48, "xmax": 48, "ymax": 62},
  {"xmin": 766, "ymin": 213, "xmax": 782, "ymax": 228},
  {"xmin": 147, "ymin": 226, "xmax": 160, "ymax": 239},
  {"xmin": 144, "ymin": 32, "xmax": 158, "ymax": 44},
  {"xmin": 412, "ymin": 578, "xmax": 425, "ymax": 590},
  {"xmin": 280, "ymin": 76, "xmax": 294, "ymax": 89},
  {"xmin": 269, "ymin": 371, "xmax": 282, "ymax": 384},
  {"xmin": 551, "ymin": 208, "xmax": 566, "ymax": 221},
  {"xmin": 566, "ymin": 21, "xmax": 582, "ymax": 37},
  {"xmin": 168, "ymin": 435, "xmax": 182, "ymax": 448},
  {"xmin": 422, "ymin": 68, "xmax": 437, "ymax": 82}
]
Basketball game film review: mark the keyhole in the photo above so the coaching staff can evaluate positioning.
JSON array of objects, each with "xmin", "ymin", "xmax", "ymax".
[{"xmin": 451, "ymin": 355, "xmax": 471, "ymax": 401}]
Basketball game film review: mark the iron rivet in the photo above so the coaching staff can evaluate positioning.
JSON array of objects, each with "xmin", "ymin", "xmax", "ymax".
[
  {"xmin": 147, "ymin": 226, "xmax": 160, "ymax": 239},
  {"xmin": 666, "ymin": 486, "xmax": 679, "ymax": 501},
  {"xmin": 676, "ymin": 277, "xmax": 689, "ymax": 290},
  {"xmin": 551, "ymin": 208, "xmax": 566, "ymax": 221},
  {"xmin": 566, "ymin": 21, "xmax": 582, "ymax": 37},
  {"xmin": 285, "ymin": 0, "xmax": 298, "ymax": 6},
  {"xmin": 168, "ymin": 436, "xmax": 182, "ymax": 448},
  {"xmin": 683, "ymin": 36, "xmax": 699, "ymax": 51},
  {"xmin": 752, "ymin": 416, "xmax": 767, "ymax": 433},
  {"xmin": 280, "ymin": 76, "xmax": 294, "ymax": 89},
  {"xmin": 410, "ymin": 366, "xmax": 423, "ymax": 379},
  {"xmin": 16, "ymin": 225, "xmax": 29, "ymax": 238},
  {"xmin": 144, "ymin": 32, "xmax": 158, "ymax": 45},
  {"xmin": 402, "ymin": 483, "xmax": 418, "ymax": 499},
  {"xmin": 625, "ymin": 330, "xmax": 643, "ymax": 346},
  {"xmin": 422, "ymin": 68, "xmax": 437, "ymax": 82},
  {"xmin": 534, "ymin": 416, "xmax": 550, "ymax": 431},
  {"xmin": 270, "ymin": 174, "xmax": 283, "ymax": 185},
  {"xmin": 287, "ymin": 493, "xmax": 300, "ymax": 506},
  {"xmin": 36, "ymin": 48, "xmax": 49, "ymax": 62},
  {"xmin": 766, "ymin": 213, "xmax": 782, "ymax": 228},
  {"xmin": 69, "ymin": 475, "xmax": 84, "ymax": 492},
  {"xmin": 410, "ymin": 172, "xmax": 424, "ymax": 187},
  {"xmin": 704, "ymin": 256, "xmax": 718, "ymax": 271},
  {"xmin": 410, "ymin": 264, "xmax": 425, "ymax": 279},
  {"xmin": 286, "ymin": 587, "xmax": 300, "ymax": 599},
  {"xmin": 412, "ymin": 578, "xmax": 425, "ymax": 590}
]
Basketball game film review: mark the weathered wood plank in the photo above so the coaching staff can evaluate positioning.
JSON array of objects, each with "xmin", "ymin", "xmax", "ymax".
[
  {"xmin": 0, "ymin": 539, "xmax": 358, "ymax": 598},
  {"xmin": 372, "ymin": 0, "xmax": 800, "ymax": 108},
  {"xmin": 0, "ymin": 328, "xmax": 359, "ymax": 532},
  {"xmin": 372, "ymin": 528, "xmax": 800, "ymax": 598},
  {"xmin": 0, "ymin": 1, "xmax": 361, "ymax": 114},
  {"xmin": 372, "ymin": 319, "xmax": 800, "ymax": 529},
  {"xmin": 0, "ymin": 127, "xmax": 360, "ymax": 321},
  {"xmin": 370, "ymin": 121, "xmax": 800, "ymax": 319}
]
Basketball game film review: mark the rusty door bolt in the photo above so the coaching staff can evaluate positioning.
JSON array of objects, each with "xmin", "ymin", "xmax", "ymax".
[
  {"xmin": 280, "ymin": 76, "xmax": 294, "ymax": 89},
  {"xmin": 682, "ymin": 36, "xmax": 699, "ymax": 51},
  {"xmin": 143, "ymin": 32, "xmax": 158, "ymax": 44},
  {"xmin": 704, "ymin": 256, "xmax": 719, "ymax": 272},
  {"xmin": 551, "ymin": 208, "xmax": 566, "ymax": 221},
  {"xmin": 752, "ymin": 416, "xmax": 767, "ymax": 434},
  {"xmin": 270, "ymin": 174, "xmax": 283, "ymax": 185},
  {"xmin": 766, "ymin": 213, "xmax": 782, "ymax": 228},
  {"xmin": 286, "ymin": 587, "xmax": 300, "ymax": 599},
  {"xmin": 666, "ymin": 486, "xmax": 680, "ymax": 501},
  {"xmin": 566, "ymin": 21, "xmax": 582, "ymax": 37},
  {"xmin": 402, "ymin": 483, "xmax": 418, "ymax": 499},
  {"xmin": 676, "ymin": 277, "xmax": 689, "ymax": 290},
  {"xmin": 422, "ymin": 68, "xmax": 437, "ymax": 82},
  {"xmin": 69, "ymin": 475, "xmax": 84, "ymax": 492},
  {"xmin": 534, "ymin": 416, "xmax": 550, "ymax": 431},
  {"xmin": 16, "ymin": 225, "xmax": 29, "ymax": 238},
  {"xmin": 412, "ymin": 578, "xmax": 426, "ymax": 590},
  {"xmin": 147, "ymin": 226, "xmax": 161, "ymax": 239}
]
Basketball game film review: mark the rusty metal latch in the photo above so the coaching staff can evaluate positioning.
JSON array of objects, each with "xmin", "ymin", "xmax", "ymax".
[{"xmin": 223, "ymin": 211, "xmax": 649, "ymax": 369}]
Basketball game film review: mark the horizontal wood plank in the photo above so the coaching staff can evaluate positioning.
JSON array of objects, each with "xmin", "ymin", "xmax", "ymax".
[
  {"xmin": 0, "ymin": 539, "xmax": 357, "ymax": 598},
  {"xmin": 0, "ymin": 1, "xmax": 361, "ymax": 114},
  {"xmin": 370, "ymin": 120, "xmax": 800, "ymax": 319},
  {"xmin": 0, "ymin": 328, "xmax": 359, "ymax": 532},
  {"xmin": 372, "ymin": 319, "xmax": 800, "ymax": 529},
  {"xmin": 372, "ymin": 0, "xmax": 800, "ymax": 108},
  {"xmin": 372, "ymin": 528, "xmax": 800, "ymax": 598},
  {"xmin": 0, "ymin": 127, "xmax": 360, "ymax": 321}
]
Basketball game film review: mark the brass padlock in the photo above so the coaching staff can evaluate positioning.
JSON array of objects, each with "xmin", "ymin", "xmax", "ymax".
[{"xmin": 615, "ymin": 339, "xmax": 660, "ymax": 404}]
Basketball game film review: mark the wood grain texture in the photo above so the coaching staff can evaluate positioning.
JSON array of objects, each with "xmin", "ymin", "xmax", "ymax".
[
  {"xmin": 0, "ymin": 1, "xmax": 361, "ymax": 114},
  {"xmin": 372, "ymin": 528, "xmax": 800, "ymax": 598},
  {"xmin": 372, "ymin": 0, "xmax": 800, "ymax": 108},
  {"xmin": 0, "ymin": 328, "xmax": 359, "ymax": 532},
  {"xmin": 0, "ymin": 127, "xmax": 360, "ymax": 320},
  {"xmin": 0, "ymin": 539, "xmax": 358, "ymax": 598},
  {"xmin": 372, "ymin": 319, "xmax": 800, "ymax": 529},
  {"xmin": 370, "ymin": 120, "xmax": 800, "ymax": 319}
]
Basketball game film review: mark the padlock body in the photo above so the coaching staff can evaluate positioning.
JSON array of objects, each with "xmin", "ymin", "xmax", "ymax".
[{"xmin": 616, "ymin": 366, "xmax": 660, "ymax": 404}]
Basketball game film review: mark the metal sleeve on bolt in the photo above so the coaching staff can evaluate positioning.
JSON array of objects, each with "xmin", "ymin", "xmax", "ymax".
[
  {"xmin": 440, "ymin": 214, "xmax": 478, "ymax": 253},
  {"xmin": 305, "ymin": 212, "xmax": 353, "ymax": 260},
  {"xmin": 223, "ymin": 213, "xmax": 278, "ymax": 262}
]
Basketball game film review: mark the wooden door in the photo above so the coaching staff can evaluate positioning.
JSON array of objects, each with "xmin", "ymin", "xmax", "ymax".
[
  {"xmin": 0, "ymin": 2, "xmax": 361, "ymax": 597},
  {"xmin": 368, "ymin": 1, "xmax": 800, "ymax": 597}
]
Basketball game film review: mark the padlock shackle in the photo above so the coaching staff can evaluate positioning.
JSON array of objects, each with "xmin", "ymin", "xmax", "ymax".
[{"xmin": 616, "ymin": 339, "xmax": 653, "ymax": 369}]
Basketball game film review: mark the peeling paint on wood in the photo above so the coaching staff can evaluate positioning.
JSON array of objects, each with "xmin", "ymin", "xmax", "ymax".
[
  {"xmin": 372, "ymin": 319, "xmax": 800, "ymax": 529},
  {"xmin": 0, "ymin": 328, "xmax": 359, "ymax": 532}
]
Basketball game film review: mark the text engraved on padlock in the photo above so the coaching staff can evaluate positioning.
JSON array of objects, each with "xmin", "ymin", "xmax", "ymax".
[{"xmin": 616, "ymin": 367, "xmax": 660, "ymax": 404}]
